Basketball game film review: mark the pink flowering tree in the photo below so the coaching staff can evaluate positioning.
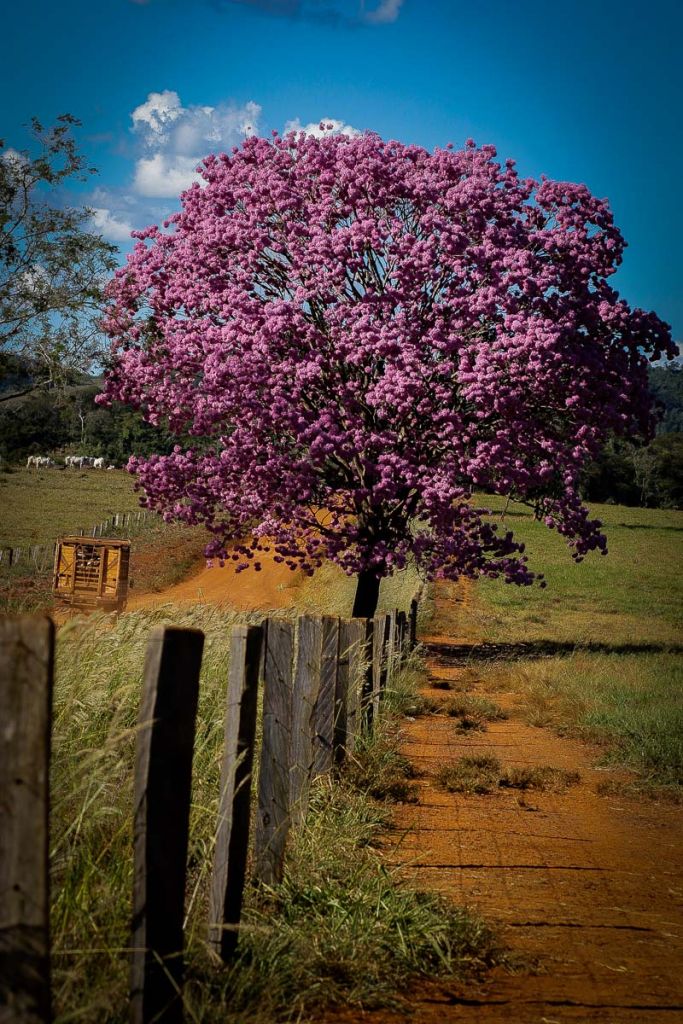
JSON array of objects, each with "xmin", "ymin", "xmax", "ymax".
[{"xmin": 99, "ymin": 130, "xmax": 673, "ymax": 617}]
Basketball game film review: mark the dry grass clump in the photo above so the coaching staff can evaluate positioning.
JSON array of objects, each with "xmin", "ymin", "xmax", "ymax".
[
  {"xmin": 499, "ymin": 766, "xmax": 580, "ymax": 793},
  {"xmin": 437, "ymin": 756, "xmax": 580, "ymax": 796},
  {"xmin": 437, "ymin": 756, "xmax": 503, "ymax": 795},
  {"xmin": 404, "ymin": 694, "xmax": 443, "ymax": 716},
  {"xmin": 443, "ymin": 695, "xmax": 508, "ymax": 722}
]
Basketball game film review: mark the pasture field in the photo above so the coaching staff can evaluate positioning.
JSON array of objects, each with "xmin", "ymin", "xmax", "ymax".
[
  {"xmin": 464, "ymin": 496, "xmax": 682, "ymax": 646},
  {"xmin": 435, "ymin": 497, "xmax": 683, "ymax": 792},
  {"xmin": 0, "ymin": 466, "xmax": 141, "ymax": 548}
]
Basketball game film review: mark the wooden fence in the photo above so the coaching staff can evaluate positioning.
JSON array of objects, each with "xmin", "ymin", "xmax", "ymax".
[
  {"xmin": 0, "ymin": 594, "xmax": 420, "ymax": 1022},
  {"xmin": 0, "ymin": 510, "xmax": 153, "ymax": 571}
]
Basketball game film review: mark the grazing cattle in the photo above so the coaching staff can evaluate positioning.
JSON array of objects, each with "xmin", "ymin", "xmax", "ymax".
[
  {"xmin": 93, "ymin": 457, "xmax": 106, "ymax": 469},
  {"xmin": 66, "ymin": 455, "xmax": 96, "ymax": 469},
  {"xmin": 27, "ymin": 455, "xmax": 56, "ymax": 468}
]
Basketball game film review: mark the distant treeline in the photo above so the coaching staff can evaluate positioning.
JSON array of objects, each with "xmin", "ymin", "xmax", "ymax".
[{"xmin": 1, "ymin": 354, "xmax": 681, "ymax": 508}]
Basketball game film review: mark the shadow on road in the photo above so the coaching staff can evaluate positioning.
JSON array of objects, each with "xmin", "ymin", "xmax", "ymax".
[{"xmin": 425, "ymin": 639, "xmax": 683, "ymax": 664}]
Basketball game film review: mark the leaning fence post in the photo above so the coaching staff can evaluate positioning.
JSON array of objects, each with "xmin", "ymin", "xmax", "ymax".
[
  {"xmin": 130, "ymin": 626, "xmax": 204, "ymax": 1024},
  {"xmin": 254, "ymin": 618, "xmax": 294, "ymax": 886},
  {"xmin": 313, "ymin": 616, "xmax": 340, "ymax": 777},
  {"xmin": 290, "ymin": 616, "xmax": 322, "ymax": 828},
  {"xmin": 0, "ymin": 616, "xmax": 54, "ymax": 1024},
  {"xmin": 208, "ymin": 624, "xmax": 262, "ymax": 962}
]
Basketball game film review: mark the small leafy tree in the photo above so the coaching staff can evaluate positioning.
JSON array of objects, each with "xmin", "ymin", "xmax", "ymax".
[
  {"xmin": 100, "ymin": 131, "xmax": 674, "ymax": 616},
  {"xmin": 0, "ymin": 115, "xmax": 117, "ymax": 399}
]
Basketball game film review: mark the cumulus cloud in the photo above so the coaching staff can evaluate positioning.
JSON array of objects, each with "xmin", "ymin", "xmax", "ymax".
[
  {"xmin": 133, "ymin": 154, "xmax": 204, "ymax": 198},
  {"xmin": 131, "ymin": 89, "xmax": 184, "ymax": 138},
  {"xmin": 90, "ymin": 207, "xmax": 135, "ymax": 242},
  {"xmin": 130, "ymin": 90, "xmax": 261, "ymax": 198},
  {"xmin": 284, "ymin": 117, "xmax": 361, "ymax": 138}
]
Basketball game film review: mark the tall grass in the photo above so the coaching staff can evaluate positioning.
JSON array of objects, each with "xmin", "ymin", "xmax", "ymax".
[
  {"xmin": 479, "ymin": 652, "xmax": 683, "ymax": 786},
  {"xmin": 50, "ymin": 609, "xmax": 499, "ymax": 1021}
]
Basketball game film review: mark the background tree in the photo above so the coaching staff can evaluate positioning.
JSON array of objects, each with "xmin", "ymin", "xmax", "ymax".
[
  {"xmin": 100, "ymin": 131, "xmax": 674, "ymax": 616},
  {"xmin": 0, "ymin": 115, "xmax": 117, "ymax": 400}
]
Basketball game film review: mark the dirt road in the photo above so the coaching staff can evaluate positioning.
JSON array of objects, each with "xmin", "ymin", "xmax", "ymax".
[
  {"xmin": 128, "ymin": 547, "xmax": 308, "ymax": 613},
  {"xmin": 355, "ymin": 581, "xmax": 683, "ymax": 1023}
]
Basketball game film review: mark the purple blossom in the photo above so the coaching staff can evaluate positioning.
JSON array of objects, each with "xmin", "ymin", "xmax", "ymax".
[{"xmin": 98, "ymin": 132, "xmax": 674, "ymax": 598}]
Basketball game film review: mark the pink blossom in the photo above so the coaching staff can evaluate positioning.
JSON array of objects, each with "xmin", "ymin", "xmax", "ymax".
[{"xmin": 99, "ymin": 132, "xmax": 674, "ymax": 595}]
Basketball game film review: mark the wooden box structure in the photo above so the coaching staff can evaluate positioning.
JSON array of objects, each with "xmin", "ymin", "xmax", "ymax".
[{"xmin": 53, "ymin": 537, "xmax": 130, "ymax": 612}]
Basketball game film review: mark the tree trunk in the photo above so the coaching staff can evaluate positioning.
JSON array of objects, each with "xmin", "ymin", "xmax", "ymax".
[{"xmin": 352, "ymin": 570, "xmax": 380, "ymax": 619}]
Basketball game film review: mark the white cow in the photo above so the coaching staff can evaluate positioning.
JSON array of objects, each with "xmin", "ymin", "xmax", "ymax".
[
  {"xmin": 27, "ymin": 455, "xmax": 56, "ymax": 468},
  {"xmin": 106, "ymin": 465, "xmax": 117, "ymax": 471},
  {"xmin": 93, "ymin": 457, "xmax": 105, "ymax": 469}
]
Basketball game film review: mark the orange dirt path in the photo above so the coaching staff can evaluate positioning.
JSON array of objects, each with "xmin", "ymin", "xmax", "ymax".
[
  {"xmin": 334, "ymin": 580, "xmax": 683, "ymax": 1023},
  {"xmin": 127, "ymin": 547, "xmax": 308, "ymax": 613}
]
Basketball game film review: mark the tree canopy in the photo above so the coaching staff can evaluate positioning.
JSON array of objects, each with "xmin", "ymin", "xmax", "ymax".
[
  {"xmin": 100, "ymin": 130, "xmax": 674, "ymax": 615},
  {"xmin": 0, "ymin": 115, "xmax": 117, "ymax": 399}
]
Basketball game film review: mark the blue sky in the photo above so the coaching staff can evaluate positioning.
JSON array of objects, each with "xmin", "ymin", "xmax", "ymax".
[{"xmin": 3, "ymin": 0, "xmax": 682, "ymax": 342}]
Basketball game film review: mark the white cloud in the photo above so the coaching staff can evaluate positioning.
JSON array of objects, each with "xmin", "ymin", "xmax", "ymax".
[
  {"xmin": 133, "ymin": 154, "xmax": 203, "ymax": 198},
  {"xmin": 284, "ymin": 117, "xmax": 361, "ymax": 138},
  {"xmin": 131, "ymin": 89, "xmax": 183, "ymax": 139},
  {"xmin": 90, "ymin": 207, "xmax": 135, "ymax": 242},
  {"xmin": 362, "ymin": 0, "xmax": 403, "ymax": 24},
  {"xmin": 130, "ymin": 91, "xmax": 261, "ymax": 199}
]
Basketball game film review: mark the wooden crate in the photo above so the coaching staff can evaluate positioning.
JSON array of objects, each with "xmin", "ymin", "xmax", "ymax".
[{"xmin": 53, "ymin": 537, "xmax": 130, "ymax": 612}]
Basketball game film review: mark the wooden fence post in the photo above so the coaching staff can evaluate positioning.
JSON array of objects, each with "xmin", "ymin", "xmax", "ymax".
[
  {"xmin": 0, "ymin": 616, "xmax": 54, "ymax": 1024},
  {"xmin": 371, "ymin": 614, "xmax": 388, "ymax": 723},
  {"xmin": 334, "ymin": 618, "xmax": 365, "ymax": 761},
  {"xmin": 289, "ymin": 615, "xmax": 322, "ymax": 828},
  {"xmin": 396, "ymin": 611, "xmax": 407, "ymax": 668},
  {"xmin": 409, "ymin": 597, "xmax": 418, "ymax": 649},
  {"xmin": 360, "ymin": 617, "xmax": 375, "ymax": 731},
  {"xmin": 385, "ymin": 609, "xmax": 398, "ymax": 685},
  {"xmin": 313, "ymin": 616, "xmax": 340, "ymax": 777},
  {"xmin": 254, "ymin": 618, "xmax": 294, "ymax": 886},
  {"xmin": 130, "ymin": 626, "xmax": 204, "ymax": 1024},
  {"xmin": 208, "ymin": 624, "xmax": 262, "ymax": 962}
]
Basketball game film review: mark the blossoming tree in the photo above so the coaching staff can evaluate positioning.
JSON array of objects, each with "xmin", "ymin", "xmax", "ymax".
[{"xmin": 100, "ymin": 130, "xmax": 673, "ymax": 617}]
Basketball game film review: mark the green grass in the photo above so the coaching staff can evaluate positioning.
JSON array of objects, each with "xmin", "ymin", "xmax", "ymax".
[
  {"xmin": 0, "ymin": 466, "xmax": 142, "ymax": 547},
  {"xmin": 479, "ymin": 652, "xmax": 683, "ymax": 786},
  {"xmin": 458, "ymin": 496, "xmax": 683, "ymax": 646},
  {"xmin": 50, "ymin": 610, "xmax": 500, "ymax": 1021}
]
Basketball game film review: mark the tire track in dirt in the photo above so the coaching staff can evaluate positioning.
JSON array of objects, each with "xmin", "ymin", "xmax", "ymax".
[{"xmin": 350, "ymin": 579, "xmax": 683, "ymax": 1023}]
